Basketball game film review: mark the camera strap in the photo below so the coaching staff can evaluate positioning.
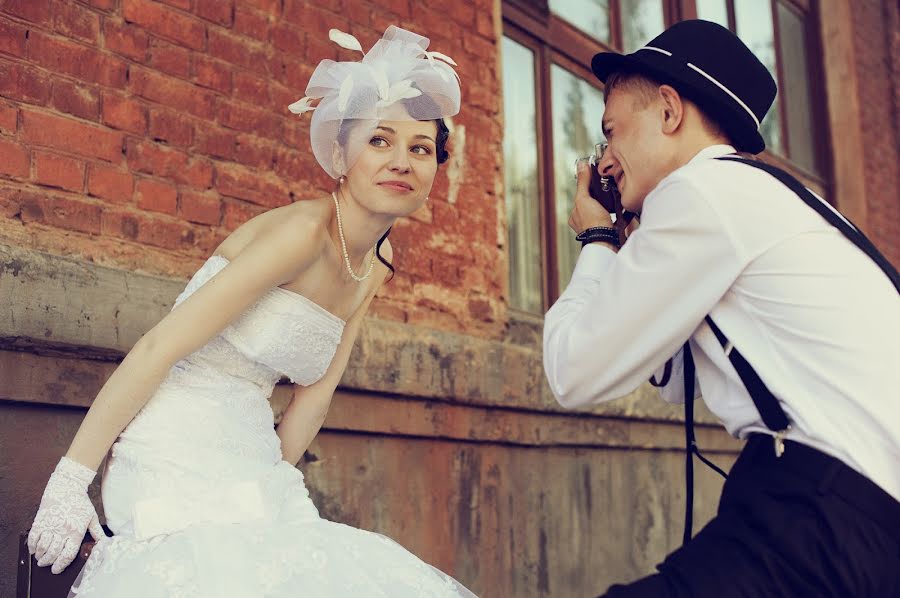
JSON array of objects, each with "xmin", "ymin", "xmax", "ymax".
[{"xmin": 675, "ymin": 156, "xmax": 899, "ymax": 546}]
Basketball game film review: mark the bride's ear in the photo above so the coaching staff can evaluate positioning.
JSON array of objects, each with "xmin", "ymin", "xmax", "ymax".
[{"xmin": 332, "ymin": 142, "xmax": 346, "ymax": 177}]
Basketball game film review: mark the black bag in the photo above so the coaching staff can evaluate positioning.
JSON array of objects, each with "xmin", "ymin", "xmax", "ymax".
[{"xmin": 17, "ymin": 530, "xmax": 108, "ymax": 598}]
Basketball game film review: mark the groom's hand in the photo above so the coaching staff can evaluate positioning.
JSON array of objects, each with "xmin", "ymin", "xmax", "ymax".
[{"xmin": 569, "ymin": 158, "xmax": 614, "ymax": 234}]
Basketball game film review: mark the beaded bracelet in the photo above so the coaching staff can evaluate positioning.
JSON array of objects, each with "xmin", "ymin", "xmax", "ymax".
[{"xmin": 575, "ymin": 226, "xmax": 620, "ymax": 248}]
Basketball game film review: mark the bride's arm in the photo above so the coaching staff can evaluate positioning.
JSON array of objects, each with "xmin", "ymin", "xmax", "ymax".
[
  {"xmin": 277, "ymin": 241, "xmax": 392, "ymax": 465},
  {"xmin": 65, "ymin": 218, "xmax": 323, "ymax": 471}
]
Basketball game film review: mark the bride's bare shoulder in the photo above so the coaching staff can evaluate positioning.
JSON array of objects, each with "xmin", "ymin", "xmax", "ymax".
[{"xmin": 215, "ymin": 196, "xmax": 332, "ymax": 271}]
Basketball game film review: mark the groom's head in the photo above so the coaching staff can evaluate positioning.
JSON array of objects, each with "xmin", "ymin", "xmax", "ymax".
[{"xmin": 590, "ymin": 20, "xmax": 777, "ymax": 211}]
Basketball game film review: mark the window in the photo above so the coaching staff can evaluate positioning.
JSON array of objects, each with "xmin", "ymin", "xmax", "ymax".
[
  {"xmin": 502, "ymin": 0, "xmax": 670, "ymax": 312},
  {"xmin": 502, "ymin": 0, "xmax": 828, "ymax": 314},
  {"xmin": 695, "ymin": 0, "xmax": 825, "ymax": 176}
]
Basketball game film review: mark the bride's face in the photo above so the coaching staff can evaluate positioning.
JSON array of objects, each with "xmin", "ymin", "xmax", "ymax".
[{"xmin": 342, "ymin": 119, "xmax": 439, "ymax": 217}]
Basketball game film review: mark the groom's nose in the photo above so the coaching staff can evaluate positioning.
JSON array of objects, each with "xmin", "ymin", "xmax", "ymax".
[{"xmin": 597, "ymin": 149, "xmax": 618, "ymax": 179}]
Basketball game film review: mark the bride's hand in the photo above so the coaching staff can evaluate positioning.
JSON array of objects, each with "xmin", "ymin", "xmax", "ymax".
[{"xmin": 27, "ymin": 457, "xmax": 107, "ymax": 574}]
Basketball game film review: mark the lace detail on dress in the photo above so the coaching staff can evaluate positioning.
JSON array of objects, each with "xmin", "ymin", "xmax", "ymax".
[{"xmin": 71, "ymin": 256, "xmax": 478, "ymax": 597}]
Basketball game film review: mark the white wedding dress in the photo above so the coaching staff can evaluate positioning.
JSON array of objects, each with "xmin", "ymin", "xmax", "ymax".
[{"xmin": 69, "ymin": 255, "xmax": 476, "ymax": 598}]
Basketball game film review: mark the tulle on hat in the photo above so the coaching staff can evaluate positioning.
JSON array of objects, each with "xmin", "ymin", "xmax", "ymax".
[{"xmin": 289, "ymin": 26, "xmax": 461, "ymax": 179}]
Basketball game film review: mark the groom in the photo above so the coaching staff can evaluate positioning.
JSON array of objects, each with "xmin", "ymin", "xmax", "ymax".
[{"xmin": 543, "ymin": 19, "xmax": 900, "ymax": 597}]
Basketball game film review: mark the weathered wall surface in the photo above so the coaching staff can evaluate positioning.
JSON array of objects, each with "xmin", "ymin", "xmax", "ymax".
[
  {"xmin": 0, "ymin": 245, "xmax": 738, "ymax": 596},
  {"xmin": 4, "ymin": 0, "xmax": 897, "ymax": 596}
]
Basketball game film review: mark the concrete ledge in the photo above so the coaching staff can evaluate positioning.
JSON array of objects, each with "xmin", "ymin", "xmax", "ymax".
[
  {"xmin": 1, "ymin": 350, "xmax": 741, "ymax": 452},
  {"xmin": 0, "ymin": 244, "xmax": 722, "ymax": 424}
]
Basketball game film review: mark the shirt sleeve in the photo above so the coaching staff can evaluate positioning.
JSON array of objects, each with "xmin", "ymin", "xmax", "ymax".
[{"xmin": 542, "ymin": 174, "xmax": 745, "ymax": 409}]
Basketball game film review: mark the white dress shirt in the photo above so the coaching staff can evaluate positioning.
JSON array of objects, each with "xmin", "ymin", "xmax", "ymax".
[{"xmin": 544, "ymin": 144, "xmax": 900, "ymax": 501}]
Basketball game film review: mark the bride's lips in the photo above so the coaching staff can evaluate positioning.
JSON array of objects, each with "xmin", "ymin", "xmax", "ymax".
[{"xmin": 377, "ymin": 180, "xmax": 413, "ymax": 192}]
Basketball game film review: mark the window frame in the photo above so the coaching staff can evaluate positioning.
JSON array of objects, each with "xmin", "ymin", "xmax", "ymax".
[{"xmin": 501, "ymin": 0, "xmax": 830, "ymax": 312}]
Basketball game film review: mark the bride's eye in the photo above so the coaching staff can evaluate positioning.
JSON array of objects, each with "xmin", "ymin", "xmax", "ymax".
[
  {"xmin": 369, "ymin": 136, "xmax": 388, "ymax": 147},
  {"xmin": 411, "ymin": 145, "xmax": 433, "ymax": 155}
]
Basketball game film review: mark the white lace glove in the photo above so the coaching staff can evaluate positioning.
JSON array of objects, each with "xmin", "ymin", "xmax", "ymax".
[{"xmin": 27, "ymin": 457, "xmax": 107, "ymax": 574}]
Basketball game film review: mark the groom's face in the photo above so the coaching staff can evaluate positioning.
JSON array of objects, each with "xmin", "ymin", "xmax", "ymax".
[{"xmin": 597, "ymin": 83, "xmax": 672, "ymax": 212}]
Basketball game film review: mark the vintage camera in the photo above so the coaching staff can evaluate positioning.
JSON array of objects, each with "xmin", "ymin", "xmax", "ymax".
[{"xmin": 581, "ymin": 142, "xmax": 618, "ymax": 213}]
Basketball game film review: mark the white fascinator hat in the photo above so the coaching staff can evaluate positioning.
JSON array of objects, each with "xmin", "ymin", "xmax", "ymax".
[{"xmin": 288, "ymin": 26, "xmax": 461, "ymax": 179}]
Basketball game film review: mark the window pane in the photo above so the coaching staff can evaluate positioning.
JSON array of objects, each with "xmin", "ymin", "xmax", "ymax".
[
  {"xmin": 620, "ymin": 0, "xmax": 665, "ymax": 53},
  {"xmin": 549, "ymin": 0, "xmax": 610, "ymax": 44},
  {"xmin": 777, "ymin": 2, "xmax": 819, "ymax": 173},
  {"xmin": 502, "ymin": 37, "xmax": 543, "ymax": 313},
  {"xmin": 695, "ymin": 0, "xmax": 729, "ymax": 28},
  {"xmin": 550, "ymin": 64, "xmax": 606, "ymax": 293},
  {"xmin": 734, "ymin": 0, "xmax": 784, "ymax": 155}
]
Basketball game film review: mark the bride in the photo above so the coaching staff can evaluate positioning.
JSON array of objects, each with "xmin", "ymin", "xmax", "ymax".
[{"xmin": 27, "ymin": 25, "xmax": 476, "ymax": 597}]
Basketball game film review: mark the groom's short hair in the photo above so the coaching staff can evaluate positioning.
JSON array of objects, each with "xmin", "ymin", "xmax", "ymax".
[{"xmin": 603, "ymin": 70, "xmax": 730, "ymax": 144}]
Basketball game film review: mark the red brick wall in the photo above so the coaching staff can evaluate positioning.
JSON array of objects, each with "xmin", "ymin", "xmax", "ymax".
[
  {"xmin": 0, "ymin": 0, "xmax": 505, "ymax": 337},
  {"xmin": 851, "ymin": 0, "xmax": 900, "ymax": 267}
]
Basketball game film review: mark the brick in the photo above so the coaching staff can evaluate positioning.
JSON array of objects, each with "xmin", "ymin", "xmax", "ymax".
[
  {"xmin": 0, "ymin": 61, "xmax": 52, "ymax": 104},
  {"xmin": 31, "ymin": 194, "xmax": 102, "ymax": 234},
  {"xmin": 129, "ymin": 67, "xmax": 215, "ymax": 118},
  {"xmin": 271, "ymin": 23, "xmax": 304, "ymax": 54},
  {"xmin": 222, "ymin": 198, "xmax": 265, "ymax": 229},
  {"xmin": 196, "ymin": 0, "xmax": 234, "ymax": 26},
  {"xmin": 51, "ymin": 79, "xmax": 100, "ymax": 121},
  {"xmin": 148, "ymin": 38, "xmax": 192, "ymax": 79},
  {"xmin": 273, "ymin": 146, "xmax": 303, "ymax": 180},
  {"xmin": 463, "ymin": 32, "xmax": 495, "ymax": 61},
  {"xmin": 234, "ymin": 7, "xmax": 270, "ymax": 42},
  {"xmin": 27, "ymin": 32, "xmax": 128, "ymax": 88},
  {"xmin": 208, "ymin": 29, "xmax": 269, "ymax": 70},
  {"xmin": 159, "ymin": 0, "xmax": 191, "ymax": 10},
  {"xmin": 179, "ymin": 158, "xmax": 213, "ymax": 188},
  {"xmin": 0, "ymin": 17, "xmax": 28, "ymax": 58},
  {"xmin": 447, "ymin": 2, "xmax": 476, "ymax": 27},
  {"xmin": 88, "ymin": 0, "xmax": 117, "ymax": 10},
  {"xmin": 243, "ymin": 0, "xmax": 281, "ymax": 16},
  {"xmin": 34, "ymin": 151, "xmax": 86, "ymax": 192},
  {"xmin": 475, "ymin": 9, "xmax": 495, "ymax": 39},
  {"xmin": 87, "ymin": 164, "xmax": 134, "ymax": 203},
  {"xmin": 137, "ymin": 215, "xmax": 195, "ymax": 248},
  {"xmin": 0, "ymin": 105, "xmax": 16, "ymax": 134},
  {"xmin": 22, "ymin": 110, "xmax": 124, "ymax": 163},
  {"xmin": 101, "ymin": 92, "xmax": 147, "ymax": 134},
  {"xmin": 194, "ymin": 126, "xmax": 237, "ymax": 160},
  {"xmin": 3, "ymin": 0, "xmax": 51, "ymax": 25},
  {"xmin": 103, "ymin": 19, "xmax": 149, "ymax": 61},
  {"xmin": 268, "ymin": 83, "xmax": 298, "ymax": 116},
  {"xmin": 218, "ymin": 100, "xmax": 279, "ymax": 137},
  {"xmin": 126, "ymin": 139, "xmax": 212, "ymax": 188},
  {"xmin": 126, "ymin": 138, "xmax": 186, "ymax": 176},
  {"xmin": 194, "ymin": 55, "xmax": 232, "ymax": 93},
  {"xmin": 0, "ymin": 187, "xmax": 23, "ymax": 218},
  {"xmin": 136, "ymin": 178, "xmax": 177, "ymax": 214},
  {"xmin": 122, "ymin": 0, "xmax": 207, "ymax": 51},
  {"xmin": 376, "ymin": 0, "xmax": 410, "ymax": 18},
  {"xmin": 282, "ymin": 1, "xmax": 348, "ymax": 36},
  {"xmin": 234, "ymin": 134, "xmax": 275, "ymax": 169},
  {"xmin": 51, "ymin": 0, "xmax": 101, "ymax": 43},
  {"xmin": 0, "ymin": 139, "xmax": 29, "ymax": 178},
  {"xmin": 232, "ymin": 72, "xmax": 269, "ymax": 105},
  {"xmin": 101, "ymin": 208, "xmax": 140, "ymax": 240},
  {"xmin": 179, "ymin": 190, "xmax": 221, "ymax": 225},
  {"xmin": 215, "ymin": 165, "xmax": 289, "ymax": 207},
  {"xmin": 149, "ymin": 108, "xmax": 193, "ymax": 147}
]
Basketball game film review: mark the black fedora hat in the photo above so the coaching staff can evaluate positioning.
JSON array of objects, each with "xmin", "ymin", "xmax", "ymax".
[{"xmin": 591, "ymin": 20, "xmax": 776, "ymax": 154}]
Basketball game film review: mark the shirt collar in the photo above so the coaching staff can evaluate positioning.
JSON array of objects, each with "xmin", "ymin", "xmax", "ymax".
[{"xmin": 686, "ymin": 144, "xmax": 737, "ymax": 165}]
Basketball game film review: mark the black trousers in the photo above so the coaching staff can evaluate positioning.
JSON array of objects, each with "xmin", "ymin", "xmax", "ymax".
[{"xmin": 599, "ymin": 435, "xmax": 900, "ymax": 598}]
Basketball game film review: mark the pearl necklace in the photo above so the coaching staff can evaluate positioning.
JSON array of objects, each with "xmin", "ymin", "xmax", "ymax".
[{"xmin": 331, "ymin": 191, "xmax": 376, "ymax": 282}]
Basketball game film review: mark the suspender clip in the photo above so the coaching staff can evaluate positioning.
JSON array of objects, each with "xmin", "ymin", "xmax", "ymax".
[{"xmin": 774, "ymin": 427, "xmax": 790, "ymax": 458}]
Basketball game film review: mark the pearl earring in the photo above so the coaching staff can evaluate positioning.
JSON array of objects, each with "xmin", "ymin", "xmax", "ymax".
[{"xmin": 339, "ymin": 175, "xmax": 346, "ymax": 185}]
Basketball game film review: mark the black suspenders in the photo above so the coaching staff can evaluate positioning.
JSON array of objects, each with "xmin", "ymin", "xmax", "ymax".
[{"xmin": 673, "ymin": 156, "xmax": 900, "ymax": 546}]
